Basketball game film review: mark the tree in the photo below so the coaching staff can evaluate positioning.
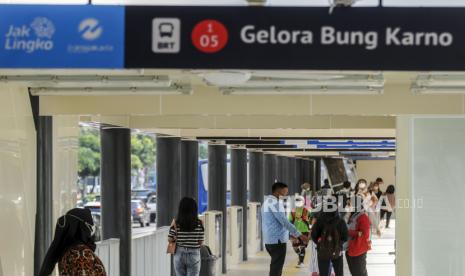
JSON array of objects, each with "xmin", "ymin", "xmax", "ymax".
[
  {"xmin": 78, "ymin": 127, "xmax": 100, "ymax": 193},
  {"xmin": 78, "ymin": 126, "xmax": 157, "ymax": 190},
  {"xmin": 131, "ymin": 134, "xmax": 156, "ymax": 187},
  {"xmin": 199, "ymin": 143, "xmax": 208, "ymax": 159}
]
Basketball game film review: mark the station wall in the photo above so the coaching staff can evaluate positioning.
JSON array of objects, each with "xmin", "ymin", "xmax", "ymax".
[
  {"xmin": 356, "ymin": 159, "xmax": 396, "ymax": 189},
  {"xmin": 0, "ymin": 86, "xmax": 36, "ymax": 276},
  {"xmin": 396, "ymin": 116, "xmax": 465, "ymax": 276},
  {"xmin": 52, "ymin": 115, "xmax": 79, "ymax": 223}
]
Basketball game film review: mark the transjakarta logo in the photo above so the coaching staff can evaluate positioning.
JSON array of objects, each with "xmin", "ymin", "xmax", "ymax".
[
  {"xmin": 4, "ymin": 17, "xmax": 55, "ymax": 53},
  {"xmin": 240, "ymin": 25, "xmax": 453, "ymax": 50},
  {"xmin": 79, "ymin": 18, "xmax": 103, "ymax": 41}
]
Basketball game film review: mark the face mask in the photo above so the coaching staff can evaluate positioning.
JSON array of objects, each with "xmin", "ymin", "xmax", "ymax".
[
  {"xmin": 87, "ymin": 223, "xmax": 97, "ymax": 237},
  {"xmin": 295, "ymin": 201, "xmax": 304, "ymax": 207},
  {"xmin": 60, "ymin": 214, "xmax": 96, "ymax": 237}
]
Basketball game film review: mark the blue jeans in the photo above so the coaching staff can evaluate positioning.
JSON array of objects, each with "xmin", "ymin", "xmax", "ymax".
[{"xmin": 174, "ymin": 246, "xmax": 201, "ymax": 276}]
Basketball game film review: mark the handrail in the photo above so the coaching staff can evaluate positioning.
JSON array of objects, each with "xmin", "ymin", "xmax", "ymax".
[
  {"xmin": 96, "ymin": 227, "xmax": 171, "ymax": 276},
  {"xmin": 96, "ymin": 238, "xmax": 120, "ymax": 276},
  {"xmin": 132, "ymin": 226, "xmax": 171, "ymax": 276}
]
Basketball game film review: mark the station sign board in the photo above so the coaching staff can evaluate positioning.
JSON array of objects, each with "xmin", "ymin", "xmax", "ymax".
[
  {"xmin": 125, "ymin": 6, "xmax": 465, "ymax": 70},
  {"xmin": 2, "ymin": 5, "xmax": 465, "ymax": 70}
]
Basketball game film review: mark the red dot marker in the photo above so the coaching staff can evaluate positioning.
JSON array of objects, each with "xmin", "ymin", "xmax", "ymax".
[{"xmin": 192, "ymin": 19, "xmax": 229, "ymax": 53}]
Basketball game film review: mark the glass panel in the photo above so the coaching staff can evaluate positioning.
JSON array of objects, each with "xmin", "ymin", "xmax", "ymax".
[
  {"xmin": 412, "ymin": 118, "xmax": 465, "ymax": 276},
  {"xmin": 237, "ymin": 208, "xmax": 242, "ymax": 248},
  {"xmin": 215, "ymin": 214, "xmax": 222, "ymax": 258}
]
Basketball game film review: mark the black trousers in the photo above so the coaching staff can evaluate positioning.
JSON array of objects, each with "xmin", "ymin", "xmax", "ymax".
[
  {"xmin": 293, "ymin": 246, "xmax": 306, "ymax": 263},
  {"xmin": 346, "ymin": 252, "xmax": 368, "ymax": 276},
  {"xmin": 265, "ymin": 243, "xmax": 287, "ymax": 276},
  {"xmin": 317, "ymin": 255, "xmax": 344, "ymax": 276},
  {"xmin": 292, "ymin": 232, "xmax": 309, "ymax": 263},
  {"xmin": 380, "ymin": 209, "xmax": 393, "ymax": 227}
]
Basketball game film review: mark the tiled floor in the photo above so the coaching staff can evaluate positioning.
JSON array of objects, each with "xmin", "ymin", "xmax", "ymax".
[{"xmin": 227, "ymin": 221, "xmax": 396, "ymax": 276}]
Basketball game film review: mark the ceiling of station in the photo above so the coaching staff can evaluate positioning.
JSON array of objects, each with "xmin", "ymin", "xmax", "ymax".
[{"xmin": 5, "ymin": 69, "xmax": 463, "ymax": 157}]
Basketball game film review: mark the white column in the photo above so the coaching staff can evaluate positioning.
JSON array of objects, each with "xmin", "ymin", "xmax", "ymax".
[{"xmin": 397, "ymin": 116, "xmax": 465, "ymax": 276}]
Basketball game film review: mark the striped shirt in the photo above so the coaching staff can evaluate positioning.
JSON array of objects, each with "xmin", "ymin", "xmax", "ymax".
[{"xmin": 168, "ymin": 220, "xmax": 205, "ymax": 249}]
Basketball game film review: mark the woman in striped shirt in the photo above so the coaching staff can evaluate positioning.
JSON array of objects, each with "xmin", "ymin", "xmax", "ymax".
[{"xmin": 168, "ymin": 197, "xmax": 205, "ymax": 276}]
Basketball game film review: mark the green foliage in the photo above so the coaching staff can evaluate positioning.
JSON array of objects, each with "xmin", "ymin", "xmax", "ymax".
[
  {"xmin": 199, "ymin": 143, "xmax": 208, "ymax": 159},
  {"xmin": 78, "ymin": 127, "xmax": 157, "ymax": 183},
  {"xmin": 78, "ymin": 127, "xmax": 100, "ymax": 178},
  {"xmin": 131, "ymin": 134, "xmax": 156, "ymax": 169},
  {"xmin": 78, "ymin": 147, "xmax": 100, "ymax": 177},
  {"xmin": 131, "ymin": 154, "xmax": 143, "ymax": 171},
  {"xmin": 131, "ymin": 133, "xmax": 156, "ymax": 182}
]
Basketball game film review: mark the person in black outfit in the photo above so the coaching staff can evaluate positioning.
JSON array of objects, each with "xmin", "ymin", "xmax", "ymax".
[{"xmin": 311, "ymin": 205, "xmax": 348, "ymax": 276}]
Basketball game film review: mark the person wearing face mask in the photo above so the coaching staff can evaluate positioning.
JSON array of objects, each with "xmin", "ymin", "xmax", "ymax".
[
  {"xmin": 354, "ymin": 179, "xmax": 371, "ymax": 211},
  {"xmin": 368, "ymin": 182, "xmax": 382, "ymax": 237},
  {"xmin": 346, "ymin": 195, "xmax": 371, "ymax": 276},
  {"xmin": 39, "ymin": 208, "xmax": 106, "ymax": 276},
  {"xmin": 289, "ymin": 196, "xmax": 311, "ymax": 268},
  {"xmin": 300, "ymin": 182, "xmax": 312, "ymax": 206},
  {"xmin": 262, "ymin": 182, "xmax": 309, "ymax": 276}
]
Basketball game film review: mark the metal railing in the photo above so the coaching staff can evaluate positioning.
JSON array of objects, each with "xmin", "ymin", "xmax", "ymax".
[
  {"xmin": 96, "ymin": 227, "xmax": 171, "ymax": 276},
  {"xmin": 96, "ymin": 238, "xmax": 120, "ymax": 276},
  {"xmin": 132, "ymin": 226, "xmax": 171, "ymax": 276}
]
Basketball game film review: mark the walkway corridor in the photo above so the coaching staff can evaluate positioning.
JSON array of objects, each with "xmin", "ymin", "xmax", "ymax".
[{"xmin": 227, "ymin": 221, "xmax": 395, "ymax": 276}]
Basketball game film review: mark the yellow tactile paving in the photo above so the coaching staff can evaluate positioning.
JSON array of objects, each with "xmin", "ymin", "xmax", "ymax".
[
  {"xmin": 227, "ymin": 221, "xmax": 395, "ymax": 276},
  {"xmin": 227, "ymin": 245, "xmax": 310, "ymax": 276},
  {"xmin": 282, "ymin": 247, "xmax": 311, "ymax": 276}
]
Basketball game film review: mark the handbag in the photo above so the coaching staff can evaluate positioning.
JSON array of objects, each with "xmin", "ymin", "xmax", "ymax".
[{"xmin": 166, "ymin": 219, "xmax": 177, "ymax": 254}]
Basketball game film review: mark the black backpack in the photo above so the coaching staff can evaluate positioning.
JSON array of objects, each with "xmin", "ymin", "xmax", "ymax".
[{"xmin": 317, "ymin": 220, "xmax": 342, "ymax": 260}]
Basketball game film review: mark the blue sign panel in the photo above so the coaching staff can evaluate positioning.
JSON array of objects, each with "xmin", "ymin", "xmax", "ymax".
[{"xmin": 0, "ymin": 5, "xmax": 124, "ymax": 68}]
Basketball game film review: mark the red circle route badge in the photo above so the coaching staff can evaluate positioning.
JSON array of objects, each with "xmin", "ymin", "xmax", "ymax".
[{"xmin": 191, "ymin": 19, "xmax": 229, "ymax": 53}]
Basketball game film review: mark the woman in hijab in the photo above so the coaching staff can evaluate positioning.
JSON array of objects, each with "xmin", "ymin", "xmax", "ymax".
[{"xmin": 39, "ymin": 208, "xmax": 106, "ymax": 276}]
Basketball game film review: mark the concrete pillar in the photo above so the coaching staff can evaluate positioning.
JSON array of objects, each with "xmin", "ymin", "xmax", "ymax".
[
  {"xmin": 288, "ymin": 157, "xmax": 297, "ymax": 195},
  {"xmin": 276, "ymin": 156, "xmax": 285, "ymax": 183},
  {"xmin": 263, "ymin": 154, "xmax": 276, "ymax": 197},
  {"xmin": 249, "ymin": 151, "xmax": 264, "ymax": 202},
  {"xmin": 231, "ymin": 148, "xmax": 248, "ymax": 261},
  {"xmin": 101, "ymin": 127, "xmax": 132, "ymax": 276},
  {"xmin": 315, "ymin": 158, "xmax": 322, "ymax": 191},
  {"xmin": 208, "ymin": 144, "xmax": 227, "ymax": 273},
  {"xmin": 157, "ymin": 137, "xmax": 181, "ymax": 227},
  {"xmin": 302, "ymin": 159, "xmax": 311, "ymax": 185},
  {"xmin": 181, "ymin": 140, "xmax": 199, "ymax": 201},
  {"xmin": 295, "ymin": 158, "xmax": 303, "ymax": 195},
  {"xmin": 310, "ymin": 160, "xmax": 317, "ymax": 191},
  {"xmin": 34, "ymin": 116, "xmax": 53, "ymax": 276}
]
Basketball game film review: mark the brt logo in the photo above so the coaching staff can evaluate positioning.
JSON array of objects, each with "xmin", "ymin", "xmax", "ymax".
[{"xmin": 152, "ymin": 18, "xmax": 180, "ymax": 53}]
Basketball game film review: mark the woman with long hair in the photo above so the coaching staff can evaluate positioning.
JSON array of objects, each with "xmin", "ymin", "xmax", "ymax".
[
  {"xmin": 380, "ymin": 185, "xmax": 396, "ymax": 228},
  {"xmin": 39, "ymin": 208, "xmax": 105, "ymax": 276},
  {"xmin": 354, "ymin": 179, "xmax": 368, "ymax": 195},
  {"xmin": 168, "ymin": 197, "xmax": 205, "ymax": 276},
  {"xmin": 367, "ymin": 182, "xmax": 382, "ymax": 237}
]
